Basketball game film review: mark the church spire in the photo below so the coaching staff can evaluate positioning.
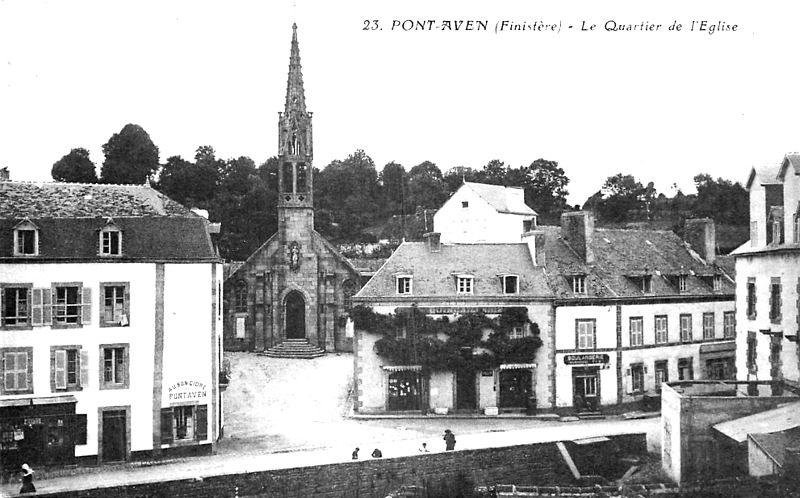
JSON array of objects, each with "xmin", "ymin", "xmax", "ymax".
[{"xmin": 285, "ymin": 22, "xmax": 307, "ymax": 115}]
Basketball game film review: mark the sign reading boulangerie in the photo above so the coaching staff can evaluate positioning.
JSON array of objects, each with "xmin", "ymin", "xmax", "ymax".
[
  {"xmin": 564, "ymin": 354, "xmax": 609, "ymax": 365},
  {"xmin": 168, "ymin": 380, "xmax": 208, "ymax": 401}
]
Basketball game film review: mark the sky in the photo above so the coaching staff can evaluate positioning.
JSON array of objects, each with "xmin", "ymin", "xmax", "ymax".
[{"xmin": 1, "ymin": 0, "xmax": 799, "ymax": 206}]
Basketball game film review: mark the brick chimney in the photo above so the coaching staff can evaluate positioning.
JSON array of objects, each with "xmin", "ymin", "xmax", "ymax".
[
  {"xmin": 684, "ymin": 218, "xmax": 716, "ymax": 264},
  {"xmin": 561, "ymin": 211, "xmax": 595, "ymax": 264},
  {"xmin": 423, "ymin": 232, "xmax": 441, "ymax": 253},
  {"xmin": 0, "ymin": 167, "xmax": 9, "ymax": 181},
  {"xmin": 521, "ymin": 229, "xmax": 546, "ymax": 266}
]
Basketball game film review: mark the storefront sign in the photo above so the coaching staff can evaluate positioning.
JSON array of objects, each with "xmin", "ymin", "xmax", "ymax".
[
  {"xmin": 411, "ymin": 306, "xmax": 508, "ymax": 315},
  {"xmin": 564, "ymin": 354, "xmax": 609, "ymax": 366},
  {"xmin": 168, "ymin": 380, "xmax": 208, "ymax": 401}
]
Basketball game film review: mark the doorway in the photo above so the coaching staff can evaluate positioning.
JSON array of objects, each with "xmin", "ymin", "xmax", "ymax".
[
  {"xmin": 285, "ymin": 291, "xmax": 305, "ymax": 339},
  {"xmin": 572, "ymin": 367, "xmax": 600, "ymax": 412},
  {"xmin": 101, "ymin": 410, "xmax": 127, "ymax": 462},
  {"xmin": 388, "ymin": 371, "xmax": 421, "ymax": 411},
  {"xmin": 499, "ymin": 369, "xmax": 532, "ymax": 409},
  {"xmin": 455, "ymin": 369, "xmax": 477, "ymax": 410}
]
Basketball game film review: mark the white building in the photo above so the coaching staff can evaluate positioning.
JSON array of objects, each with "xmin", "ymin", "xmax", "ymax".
[{"xmin": 0, "ymin": 181, "xmax": 224, "ymax": 468}]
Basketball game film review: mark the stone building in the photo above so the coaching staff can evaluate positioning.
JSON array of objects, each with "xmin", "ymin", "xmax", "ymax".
[{"xmin": 223, "ymin": 24, "xmax": 362, "ymax": 355}]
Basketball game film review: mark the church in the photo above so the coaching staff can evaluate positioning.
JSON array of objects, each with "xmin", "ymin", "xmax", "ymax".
[{"xmin": 223, "ymin": 24, "xmax": 363, "ymax": 355}]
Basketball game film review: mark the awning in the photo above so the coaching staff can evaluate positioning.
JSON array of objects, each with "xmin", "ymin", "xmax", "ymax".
[
  {"xmin": 500, "ymin": 363, "xmax": 537, "ymax": 370},
  {"xmin": 700, "ymin": 342, "xmax": 736, "ymax": 359},
  {"xmin": 381, "ymin": 365, "xmax": 423, "ymax": 372},
  {"xmin": 0, "ymin": 395, "xmax": 78, "ymax": 408}
]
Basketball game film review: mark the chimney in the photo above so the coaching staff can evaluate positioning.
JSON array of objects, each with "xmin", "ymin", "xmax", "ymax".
[
  {"xmin": 423, "ymin": 232, "xmax": 441, "ymax": 253},
  {"xmin": 684, "ymin": 218, "xmax": 716, "ymax": 264},
  {"xmin": 522, "ymin": 229, "xmax": 546, "ymax": 266},
  {"xmin": 561, "ymin": 211, "xmax": 595, "ymax": 264},
  {"xmin": 0, "ymin": 167, "xmax": 9, "ymax": 181}
]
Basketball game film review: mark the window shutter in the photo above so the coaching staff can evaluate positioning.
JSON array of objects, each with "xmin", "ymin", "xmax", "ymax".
[
  {"xmin": 124, "ymin": 285, "xmax": 131, "ymax": 325},
  {"xmin": 32, "ymin": 288, "xmax": 43, "ymax": 326},
  {"xmin": 0, "ymin": 287, "xmax": 4, "ymax": 324},
  {"xmin": 624, "ymin": 373, "xmax": 632, "ymax": 395},
  {"xmin": 80, "ymin": 349, "xmax": 89, "ymax": 387},
  {"xmin": 4, "ymin": 353, "xmax": 15, "ymax": 390},
  {"xmin": 55, "ymin": 350, "xmax": 67, "ymax": 389},
  {"xmin": 195, "ymin": 404, "xmax": 208, "ymax": 441},
  {"xmin": 74, "ymin": 413, "xmax": 88, "ymax": 445},
  {"xmin": 43, "ymin": 288, "xmax": 52, "ymax": 325},
  {"xmin": 161, "ymin": 408, "xmax": 174, "ymax": 444},
  {"xmin": 16, "ymin": 352, "xmax": 27, "ymax": 391},
  {"xmin": 81, "ymin": 287, "xmax": 92, "ymax": 325}
]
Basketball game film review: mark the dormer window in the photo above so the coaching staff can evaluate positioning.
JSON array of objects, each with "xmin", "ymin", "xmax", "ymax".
[
  {"xmin": 501, "ymin": 275, "xmax": 519, "ymax": 294},
  {"xmin": 396, "ymin": 275, "xmax": 412, "ymax": 295},
  {"xmin": 629, "ymin": 275, "xmax": 652, "ymax": 293},
  {"xmin": 13, "ymin": 220, "xmax": 39, "ymax": 256},
  {"xmin": 678, "ymin": 275, "xmax": 687, "ymax": 292},
  {"xmin": 100, "ymin": 223, "xmax": 122, "ymax": 257},
  {"xmin": 571, "ymin": 275, "xmax": 586, "ymax": 294},
  {"xmin": 713, "ymin": 275, "xmax": 722, "ymax": 291},
  {"xmin": 456, "ymin": 275, "xmax": 474, "ymax": 294}
]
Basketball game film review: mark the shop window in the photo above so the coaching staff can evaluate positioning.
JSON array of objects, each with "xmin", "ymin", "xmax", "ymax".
[
  {"xmin": 99, "ymin": 224, "xmax": 122, "ymax": 257},
  {"xmin": 680, "ymin": 314, "xmax": 692, "ymax": 342},
  {"xmin": 456, "ymin": 276, "xmax": 473, "ymax": 294},
  {"xmin": 678, "ymin": 358, "xmax": 693, "ymax": 381},
  {"xmin": 387, "ymin": 371, "xmax": 421, "ymax": 411},
  {"xmin": 629, "ymin": 317, "xmax": 643, "ymax": 347},
  {"xmin": 1, "ymin": 285, "xmax": 31, "ymax": 328},
  {"xmin": 655, "ymin": 315, "xmax": 668, "ymax": 344},
  {"xmin": 746, "ymin": 278, "xmax": 756, "ymax": 319},
  {"xmin": 13, "ymin": 220, "xmax": 39, "ymax": 256},
  {"xmin": 769, "ymin": 278, "xmax": 782, "ymax": 323},
  {"xmin": 100, "ymin": 344, "xmax": 129, "ymax": 390},
  {"xmin": 629, "ymin": 363, "xmax": 644, "ymax": 394},
  {"xmin": 702, "ymin": 313, "xmax": 715, "ymax": 340},
  {"xmin": 502, "ymin": 275, "xmax": 519, "ymax": 294},
  {"xmin": 51, "ymin": 346, "xmax": 86, "ymax": 392},
  {"xmin": 100, "ymin": 283, "xmax": 129, "ymax": 327},
  {"xmin": 52, "ymin": 283, "xmax": 91, "ymax": 328},
  {"xmin": 576, "ymin": 319, "xmax": 596, "ymax": 350},
  {"xmin": 723, "ymin": 311, "xmax": 735, "ymax": 338},
  {"xmin": 396, "ymin": 276, "xmax": 412, "ymax": 295},
  {"xmin": 654, "ymin": 360, "xmax": 668, "ymax": 393},
  {"xmin": 160, "ymin": 405, "xmax": 208, "ymax": 444},
  {"xmin": 1, "ymin": 347, "xmax": 33, "ymax": 395}
]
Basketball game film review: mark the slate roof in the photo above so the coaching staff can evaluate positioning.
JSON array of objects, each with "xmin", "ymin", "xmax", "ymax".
[
  {"xmin": 0, "ymin": 182, "xmax": 218, "ymax": 261},
  {"xmin": 463, "ymin": 182, "xmax": 537, "ymax": 216},
  {"xmin": 749, "ymin": 427, "xmax": 800, "ymax": 468},
  {"xmin": 714, "ymin": 401, "xmax": 800, "ymax": 444},
  {"xmin": 746, "ymin": 163, "xmax": 782, "ymax": 189},
  {"xmin": 779, "ymin": 153, "xmax": 800, "ymax": 179},
  {"xmin": 543, "ymin": 225, "xmax": 735, "ymax": 299},
  {"xmin": 354, "ymin": 241, "xmax": 550, "ymax": 299}
]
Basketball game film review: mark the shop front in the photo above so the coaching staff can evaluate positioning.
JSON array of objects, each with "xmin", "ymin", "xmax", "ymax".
[
  {"xmin": 0, "ymin": 396, "xmax": 86, "ymax": 472},
  {"xmin": 699, "ymin": 342, "xmax": 736, "ymax": 380},
  {"xmin": 566, "ymin": 354, "xmax": 609, "ymax": 413}
]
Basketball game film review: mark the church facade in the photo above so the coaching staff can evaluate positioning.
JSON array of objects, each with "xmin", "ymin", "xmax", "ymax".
[{"xmin": 223, "ymin": 25, "xmax": 362, "ymax": 354}]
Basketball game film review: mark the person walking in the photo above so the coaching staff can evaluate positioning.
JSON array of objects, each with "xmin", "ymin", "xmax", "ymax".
[
  {"xmin": 371, "ymin": 448, "xmax": 383, "ymax": 458},
  {"xmin": 443, "ymin": 429, "xmax": 456, "ymax": 451},
  {"xmin": 352, "ymin": 447, "xmax": 360, "ymax": 460},
  {"xmin": 419, "ymin": 442, "xmax": 429, "ymax": 453},
  {"xmin": 19, "ymin": 463, "xmax": 35, "ymax": 494}
]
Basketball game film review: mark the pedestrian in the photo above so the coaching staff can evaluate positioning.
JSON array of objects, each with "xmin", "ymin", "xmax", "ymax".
[
  {"xmin": 371, "ymin": 448, "xmax": 383, "ymax": 458},
  {"xmin": 419, "ymin": 442, "xmax": 429, "ymax": 453},
  {"xmin": 444, "ymin": 429, "xmax": 456, "ymax": 451},
  {"xmin": 352, "ymin": 447, "xmax": 360, "ymax": 460},
  {"xmin": 19, "ymin": 463, "xmax": 35, "ymax": 494}
]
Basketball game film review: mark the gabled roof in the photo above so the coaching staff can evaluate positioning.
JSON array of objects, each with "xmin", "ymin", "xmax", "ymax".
[
  {"xmin": 714, "ymin": 401, "xmax": 800, "ymax": 444},
  {"xmin": 354, "ymin": 241, "xmax": 550, "ymax": 299},
  {"xmin": 746, "ymin": 163, "xmax": 782, "ymax": 190},
  {"xmin": 749, "ymin": 427, "xmax": 800, "ymax": 468},
  {"xmin": 0, "ymin": 181, "xmax": 197, "ymax": 218},
  {"xmin": 463, "ymin": 182, "xmax": 537, "ymax": 216},
  {"xmin": 543, "ymin": 226, "xmax": 734, "ymax": 299},
  {"xmin": 778, "ymin": 153, "xmax": 800, "ymax": 181}
]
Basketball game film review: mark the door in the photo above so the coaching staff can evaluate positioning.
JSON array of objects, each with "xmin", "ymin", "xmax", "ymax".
[
  {"xmin": 388, "ymin": 371, "xmax": 421, "ymax": 411},
  {"xmin": 572, "ymin": 368, "xmax": 599, "ymax": 412},
  {"xmin": 285, "ymin": 291, "xmax": 305, "ymax": 339},
  {"xmin": 101, "ymin": 410, "xmax": 126, "ymax": 462},
  {"xmin": 455, "ymin": 369, "xmax": 477, "ymax": 410},
  {"xmin": 499, "ymin": 369, "xmax": 532, "ymax": 408}
]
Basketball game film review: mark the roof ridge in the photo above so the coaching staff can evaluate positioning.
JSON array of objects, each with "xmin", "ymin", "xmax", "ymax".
[{"xmin": 5, "ymin": 180, "xmax": 153, "ymax": 189}]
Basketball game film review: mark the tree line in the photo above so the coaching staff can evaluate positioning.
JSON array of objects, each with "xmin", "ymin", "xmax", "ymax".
[{"xmin": 51, "ymin": 123, "xmax": 749, "ymax": 261}]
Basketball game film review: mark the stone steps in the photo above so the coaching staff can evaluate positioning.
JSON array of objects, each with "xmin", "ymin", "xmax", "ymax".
[{"xmin": 260, "ymin": 339, "xmax": 325, "ymax": 359}]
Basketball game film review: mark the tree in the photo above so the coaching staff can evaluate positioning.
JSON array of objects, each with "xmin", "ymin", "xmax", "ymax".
[
  {"xmin": 593, "ymin": 173, "xmax": 645, "ymax": 223},
  {"xmin": 475, "ymin": 159, "xmax": 507, "ymax": 185},
  {"xmin": 51, "ymin": 148, "xmax": 98, "ymax": 183},
  {"xmin": 523, "ymin": 159, "xmax": 570, "ymax": 224},
  {"xmin": 693, "ymin": 174, "xmax": 748, "ymax": 225},
  {"xmin": 100, "ymin": 124, "xmax": 160, "ymax": 184},
  {"xmin": 378, "ymin": 161, "xmax": 407, "ymax": 218},
  {"xmin": 406, "ymin": 160, "xmax": 448, "ymax": 211},
  {"xmin": 442, "ymin": 166, "xmax": 478, "ymax": 194}
]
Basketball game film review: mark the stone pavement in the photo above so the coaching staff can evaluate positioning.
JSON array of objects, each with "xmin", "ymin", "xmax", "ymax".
[{"xmin": 0, "ymin": 416, "xmax": 658, "ymax": 497}]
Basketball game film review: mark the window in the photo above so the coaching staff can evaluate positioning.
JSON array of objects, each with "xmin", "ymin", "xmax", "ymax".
[
  {"xmin": 100, "ymin": 283, "xmax": 129, "ymax": 327},
  {"xmin": 630, "ymin": 363, "xmax": 644, "ymax": 393},
  {"xmin": 509, "ymin": 325, "xmax": 525, "ymax": 340},
  {"xmin": 769, "ymin": 278, "xmax": 782, "ymax": 322},
  {"xmin": 680, "ymin": 314, "xmax": 692, "ymax": 342},
  {"xmin": 746, "ymin": 332, "xmax": 757, "ymax": 373},
  {"xmin": 678, "ymin": 275, "xmax": 687, "ymax": 292},
  {"xmin": 456, "ymin": 276, "xmax": 473, "ymax": 294},
  {"xmin": 1, "ymin": 348, "xmax": 33, "ymax": 394},
  {"xmin": 13, "ymin": 220, "xmax": 39, "ymax": 256},
  {"xmin": 655, "ymin": 315, "xmax": 668, "ymax": 344},
  {"xmin": 396, "ymin": 276, "xmax": 412, "ymax": 295},
  {"xmin": 502, "ymin": 275, "xmax": 519, "ymax": 294},
  {"xmin": 713, "ymin": 275, "xmax": 723, "ymax": 291},
  {"xmin": 678, "ymin": 358, "xmax": 693, "ymax": 381},
  {"xmin": 160, "ymin": 405, "xmax": 208, "ymax": 444},
  {"xmin": 706, "ymin": 358, "xmax": 734, "ymax": 380},
  {"xmin": 100, "ymin": 344, "xmax": 129, "ymax": 390},
  {"xmin": 572, "ymin": 276, "xmax": 586, "ymax": 294},
  {"xmin": 576, "ymin": 319, "xmax": 596, "ymax": 350},
  {"xmin": 54, "ymin": 286, "xmax": 81, "ymax": 325},
  {"xmin": 723, "ymin": 311, "xmax": 735, "ymax": 338},
  {"xmin": 629, "ymin": 317, "xmax": 643, "ymax": 347},
  {"xmin": 1, "ymin": 286, "xmax": 30, "ymax": 327},
  {"xmin": 51, "ymin": 346, "xmax": 85, "ymax": 391},
  {"xmin": 342, "ymin": 279, "xmax": 358, "ymax": 310},
  {"xmin": 795, "ymin": 214, "xmax": 800, "ymax": 244},
  {"xmin": 746, "ymin": 278, "xmax": 756, "ymax": 319},
  {"xmin": 234, "ymin": 280, "xmax": 248, "ymax": 313},
  {"xmin": 702, "ymin": 313, "xmax": 715, "ymax": 339},
  {"xmin": 461, "ymin": 201, "xmax": 469, "ymax": 209},
  {"xmin": 654, "ymin": 360, "xmax": 668, "ymax": 393},
  {"xmin": 641, "ymin": 276, "xmax": 652, "ymax": 293},
  {"xmin": 99, "ymin": 225, "xmax": 122, "ymax": 256}
]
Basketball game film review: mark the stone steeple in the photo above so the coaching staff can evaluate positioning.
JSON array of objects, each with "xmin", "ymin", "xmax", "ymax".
[{"xmin": 278, "ymin": 23, "xmax": 314, "ymax": 226}]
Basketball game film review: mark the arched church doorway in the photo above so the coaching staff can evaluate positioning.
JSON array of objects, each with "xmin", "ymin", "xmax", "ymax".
[{"xmin": 285, "ymin": 291, "xmax": 306, "ymax": 339}]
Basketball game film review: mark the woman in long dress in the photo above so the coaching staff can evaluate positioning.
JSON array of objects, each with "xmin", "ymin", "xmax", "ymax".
[{"xmin": 20, "ymin": 463, "xmax": 36, "ymax": 493}]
